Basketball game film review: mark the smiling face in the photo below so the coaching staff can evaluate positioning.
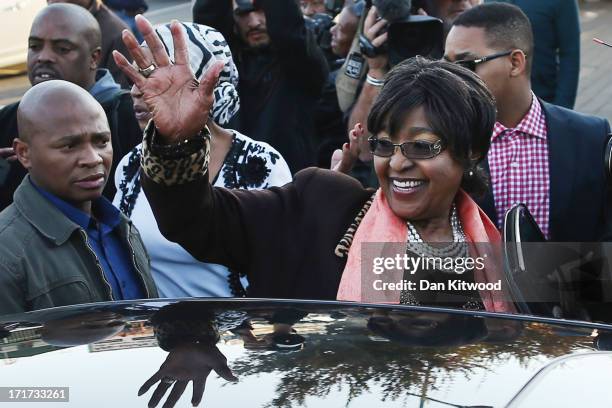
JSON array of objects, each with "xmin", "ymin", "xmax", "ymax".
[
  {"xmin": 27, "ymin": 8, "xmax": 99, "ymax": 89},
  {"xmin": 15, "ymin": 85, "xmax": 112, "ymax": 213},
  {"xmin": 373, "ymin": 106, "xmax": 463, "ymax": 223}
]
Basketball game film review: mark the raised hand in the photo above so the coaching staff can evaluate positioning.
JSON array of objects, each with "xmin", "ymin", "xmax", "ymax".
[
  {"xmin": 112, "ymin": 16, "xmax": 224, "ymax": 144},
  {"xmin": 331, "ymin": 123, "xmax": 370, "ymax": 174},
  {"xmin": 139, "ymin": 343, "xmax": 237, "ymax": 408},
  {"xmin": 363, "ymin": 6, "xmax": 389, "ymax": 74}
]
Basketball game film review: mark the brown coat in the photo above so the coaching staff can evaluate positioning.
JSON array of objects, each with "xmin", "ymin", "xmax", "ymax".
[{"xmin": 143, "ymin": 168, "xmax": 374, "ymax": 299}]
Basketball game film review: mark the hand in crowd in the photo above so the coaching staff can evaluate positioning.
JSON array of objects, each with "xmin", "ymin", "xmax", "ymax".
[
  {"xmin": 112, "ymin": 16, "xmax": 224, "ymax": 143},
  {"xmin": 363, "ymin": 6, "xmax": 389, "ymax": 76},
  {"xmin": 139, "ymin": 343, "xmax": 238, "ymax": 408},
  {"xmin": 331, "ymin": 123, "xmax": 368, "ymax": 174},
  {"xmin": 0, "ymin": 147, "xmax": 17, "ymax": 162}
]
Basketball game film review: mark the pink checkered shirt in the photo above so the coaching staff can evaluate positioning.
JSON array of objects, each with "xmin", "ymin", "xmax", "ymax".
[{"xmin": 489, "ymin": 93, "xmax": 550, "ymax": 238}]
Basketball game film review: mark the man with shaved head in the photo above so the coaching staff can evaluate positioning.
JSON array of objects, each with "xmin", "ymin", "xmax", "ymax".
[
  {"xmin": 0, "ymin": 81, "xmax": 157, "ymax": 315},
  {"xmin": 47, "ymin": 0, "xmax": 132, "ymax": 88},
  {"xmin": 0, "ymin": 3, "xmax": 141, "ymax": 211}
]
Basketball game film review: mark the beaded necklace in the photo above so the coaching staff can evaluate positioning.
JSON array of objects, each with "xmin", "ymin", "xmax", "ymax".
[{"xmin": 405, "ymin": 204, "xmax": 469, "ymax": 274}]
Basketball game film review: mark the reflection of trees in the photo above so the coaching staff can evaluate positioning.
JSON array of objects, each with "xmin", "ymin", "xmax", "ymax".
[{"xmin": 228, "ymin": 318, "xmax": 594, "ymax": 408}]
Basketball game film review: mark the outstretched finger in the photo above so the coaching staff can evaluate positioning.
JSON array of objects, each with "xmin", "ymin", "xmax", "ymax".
[
  {"xmin": 330, "ymin": 148, "xmax": 343, "ymax": 170},
  {"xmin": 191, "ymin": 379, "xmax": 205, "ymax": 407},
  {"xmin": 136, "ymin": 15, "xmax": 171, "ymax": 67},
  {"xmin": 139, "ymin": 370, "xmax": 162, "ymax": 396},
  {"xmin": 213, "ymin": 364, "xmax": 238, "ymax": 382},
  {"xmin": 348, "ymin": 129, "xmax": 361, "ymax": 156},
  {"xmin": 162, "ymin": 381, "xmax": 188, "ymax": 408},
  {"xmin": 364, "ymin": 6, "xmax": 379, "ymax": 31},
  {"xmin": 121, "ymin": 28, "xmax": 151, "ymax": 70},
  {"xmin": 334, "ymin": 143, "xmax": 356, "ymax": 174},
  {"xmin": 372, "ymin": 32, "xmax": 388, "ymax": 48},
  {"xmin": 367, "ymin": 18, "xmax": 388, "ymax": 41},
  {"xmin": 148, "ymin": 382, "xmax": 173, "ymax": 408},
  {"xmin": 113, "ymin": 50, "xmax": 146, "ymax": 90},
  {"xmin": 170, "ymin": 20, "xmax": 188, "ymax": 67},
  {"xmin": 198, "ymin": 61, "xmax": 225, "ymax": 101}
]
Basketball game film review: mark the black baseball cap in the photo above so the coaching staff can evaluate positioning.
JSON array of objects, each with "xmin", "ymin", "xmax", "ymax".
[{"xmin": 234, "ymin": 0, "xmax": 257, "ymax": 14}]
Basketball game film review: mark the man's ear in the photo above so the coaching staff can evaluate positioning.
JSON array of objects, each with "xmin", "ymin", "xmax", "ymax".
[
  {"xmin": 13, "ymin": 138, "xmax": 31, "ymax": 170},
  {"xmin": 509, "ymin": 49, "xmax": 527, "ymax": 78},
  {"xmin": 91, "ymin": 47, "xmax": 102, "ymax": 71}
]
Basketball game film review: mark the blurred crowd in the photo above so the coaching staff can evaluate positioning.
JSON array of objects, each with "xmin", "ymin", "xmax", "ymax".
[{"xmin": 1, "ymin": 0, "xmax": 609, "ymax": 321}]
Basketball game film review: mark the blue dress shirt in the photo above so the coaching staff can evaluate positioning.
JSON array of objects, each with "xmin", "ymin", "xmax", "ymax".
[{"xmin": 32, "ymin": 182, "xmax": 145, "ymax": 300}]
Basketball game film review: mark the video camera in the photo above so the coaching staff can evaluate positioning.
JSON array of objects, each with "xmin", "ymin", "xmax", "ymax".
[
  {"xmin": 306, "ymin": 13, "xmax": 335, "ymax": 54},
  {"xmin": 305, "ymin": 1, "xmax": 350, "ymax": 66},
  {"xmin": 324, "ymin": 0, "xmax": 344, "ymax": 15},
  {"xmin": 360, "ymin": 0, "xmax": 444, "ymax": 66}
]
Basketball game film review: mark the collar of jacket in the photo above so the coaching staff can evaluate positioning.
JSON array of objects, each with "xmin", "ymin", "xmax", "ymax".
[{"xmin": 13, "ymin": 176, "xmax": 85, "ymax": 246}]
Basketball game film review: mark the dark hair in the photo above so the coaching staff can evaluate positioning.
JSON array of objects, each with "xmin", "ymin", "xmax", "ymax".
[
  {"xmin": 367, "ymin": 56, "xmax": 496, "ymax": 195},
  {"xmin": 452, "ymin": 3, "xmax": 533, "ymax": 72},
  {"xmin": 151, "ymin": 303, "xmax": 219, "ymax": 351}
]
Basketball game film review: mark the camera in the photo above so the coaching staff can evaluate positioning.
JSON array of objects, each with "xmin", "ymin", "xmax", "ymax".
[
  {"xmin": 324, "ymin": 0, "xmax": 344, "ymax": 15},
  {"xmin": 360, "ymin": 0, "xmax": 444, "ymax": 66},
  {"xmin": 305, "ymin": 13, "xmax": 336, "ymax": 63}
]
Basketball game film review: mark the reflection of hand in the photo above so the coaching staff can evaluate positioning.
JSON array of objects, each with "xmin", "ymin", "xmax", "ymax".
[
  {"xmin": 331, "ymin": 123, "xmax": 370, "ymax": 173},
  {"xmin": 363, "ymin": 7, "xmax": 389, "ymax": 73},
  {"xmin": 139, "ymin": 343, "xmax": 237, "ymax": 408},
  {"xmin": 112, "ymin": 16, "xmax": 224, "ymax": 144}
]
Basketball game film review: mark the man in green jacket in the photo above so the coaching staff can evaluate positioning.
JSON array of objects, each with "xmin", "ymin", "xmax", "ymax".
[{"xmin": 0, "ymin": 80, "xmax": 158, "ymax": 316}]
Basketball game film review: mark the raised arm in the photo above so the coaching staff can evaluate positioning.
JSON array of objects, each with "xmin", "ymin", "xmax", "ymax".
[
  {"xmin": 347, "ymin": 6, "xmax": 389, "ymax": 162},
  {"xmin": 111, "ymin": 16, "xmax": 312, "ymax": 285},
  {"xmin": 259, "ymin": 0, "xmax": 329, "ymax": 93}
]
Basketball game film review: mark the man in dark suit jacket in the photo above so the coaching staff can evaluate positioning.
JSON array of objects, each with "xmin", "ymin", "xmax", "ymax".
[{"xmin": 444, "ymin": 3, "xmax": 610, "ymax": 242}]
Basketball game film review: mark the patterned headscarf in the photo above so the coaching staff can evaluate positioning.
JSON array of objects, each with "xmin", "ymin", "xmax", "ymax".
[{"xmin": 153, "ymin": 22, "xmax": 240, "ymax": 125}]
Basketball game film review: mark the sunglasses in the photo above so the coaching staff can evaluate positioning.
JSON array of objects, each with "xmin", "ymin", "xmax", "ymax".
[
  {"xmin": 453, "ymin": 50, "xmax": 514, "ymax": 72},
  {"xmin": 369, "ymin": 138, "xmax": 445, "ymax": 159}
]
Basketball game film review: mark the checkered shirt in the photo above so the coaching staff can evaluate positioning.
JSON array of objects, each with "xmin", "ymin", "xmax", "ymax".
[{"xmin": 489, "ymin": 93, "xmax": 550, "ymax": 238}]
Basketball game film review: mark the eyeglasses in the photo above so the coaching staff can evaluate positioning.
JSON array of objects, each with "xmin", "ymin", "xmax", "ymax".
[
  {"xmin": 368, "ymin": 137, "xmax": 444, "ymax": 159},
  {"xmin": 453, "ymin": 50, "xmax": 514, "ymax": 72}
]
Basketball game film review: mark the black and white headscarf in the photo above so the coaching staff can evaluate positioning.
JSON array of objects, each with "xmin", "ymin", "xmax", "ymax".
[
  {"xmin": 116, "ymin": 23, "xmax": 242, "ymax": 217},
  {"xmin": 154, "ymin": 22, "xmax": 240, "ymax": 125}
]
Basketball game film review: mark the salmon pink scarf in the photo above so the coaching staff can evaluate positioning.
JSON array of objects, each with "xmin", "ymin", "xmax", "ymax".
[{"xmin": 336, "ymin": 189, "xmax": 515, "ymax": 313}]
